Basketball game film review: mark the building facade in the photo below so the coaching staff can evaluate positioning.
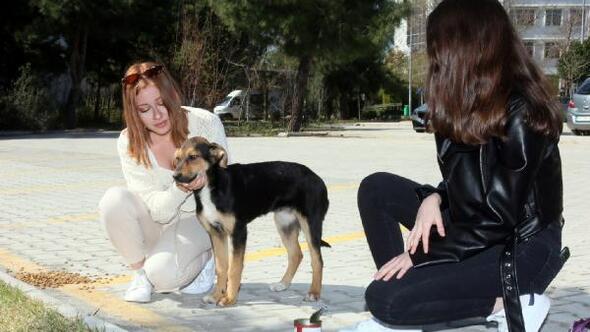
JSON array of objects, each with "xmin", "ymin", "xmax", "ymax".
[
  {"xmin": 506, "ymin": 0, "xmax": 589, "ymax": 75},
  {"xmin": 395, "ymin": 0, "xmax": 589, "ymax": 77}
]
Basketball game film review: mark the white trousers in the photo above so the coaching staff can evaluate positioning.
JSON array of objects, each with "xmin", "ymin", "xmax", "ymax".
[{"xmin": 98, "ymin": 186, "xmax": 212, "ymax": 292}]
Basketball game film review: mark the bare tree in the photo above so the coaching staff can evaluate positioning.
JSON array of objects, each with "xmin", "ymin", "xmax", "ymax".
[{"xmin": 174, "ymin": 3, "xmax": 255, "ymax": 110}]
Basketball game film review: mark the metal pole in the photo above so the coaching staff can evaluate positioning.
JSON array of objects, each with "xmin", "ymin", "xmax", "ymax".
[
  {"xmin": 408, "ymin": 18, "xmax": 413, "ymax": 118},
  {"xmin": 357, "ymin": 92, "xmax": 361, "ymax": 121},
  {"xmin": 583, "ymin": 0, "xmax": 587, "ymax": 41}
]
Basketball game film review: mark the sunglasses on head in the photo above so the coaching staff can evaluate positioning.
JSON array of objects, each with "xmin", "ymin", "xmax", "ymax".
[{"xmin": 121, "ymin": 64, "xmax": 164, "ymax": 85}]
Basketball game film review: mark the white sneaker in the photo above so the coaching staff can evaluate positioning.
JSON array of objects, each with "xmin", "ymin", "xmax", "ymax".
[
  {"xmin": 486, "ymin": 293, "xmax": 550, "ymax": 332},
  {"xmin": 339, "ymin": 318, "xmax": 422, "ymax": 332},
  {"xmin": 124, "ymin": 269, "xmax": 152, "ymax": 303},
  {"xmin": 181, "ymin": 255, "xmax": 215, "ymax": 295}
]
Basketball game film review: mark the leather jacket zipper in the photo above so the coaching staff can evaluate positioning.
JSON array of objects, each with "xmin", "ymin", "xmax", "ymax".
[
  {"xmin": 481, "ymin": 144, "xmax": 503, "ymax": 222},
  {"xmin": 479, "ymin": 145, "xmax": 487, "ymax": 193}
]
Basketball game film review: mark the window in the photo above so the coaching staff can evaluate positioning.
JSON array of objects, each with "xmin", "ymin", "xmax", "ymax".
[
  {"xmin": 570, "ymin": 9, "xmax": 583, "ymax": 27},
  {"xmin": 523, "ymin": 41, "xmax": 534, "ymax": 57},
  {"xmin": 545, "ymin": 9, "xmax": 562, "ymax": 26},
  {"xmin": 577, "ymin": 78, "xmax": 590, "ymax": 94},
  {"xmin": 544, "ymin": 42, "xmax": 560, "ymax": 59},
  {"xmin": 513, "ymin": 9, "xmax": 535, "ymax": 26}
]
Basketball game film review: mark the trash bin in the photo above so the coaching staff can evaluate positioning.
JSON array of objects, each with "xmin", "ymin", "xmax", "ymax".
[{"xmin": 403, "ymin": 105, "xmax": 410, "ymax": 117}]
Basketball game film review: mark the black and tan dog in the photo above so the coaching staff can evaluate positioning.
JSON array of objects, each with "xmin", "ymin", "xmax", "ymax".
[{"xmin": 173, "ymin": 136, "xmax": 330, "ymax": 306}]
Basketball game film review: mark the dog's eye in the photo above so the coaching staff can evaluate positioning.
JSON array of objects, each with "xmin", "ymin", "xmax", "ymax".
[{"xmin": 188, "ymin": 155, "xmax": 199, "ymax": 160}]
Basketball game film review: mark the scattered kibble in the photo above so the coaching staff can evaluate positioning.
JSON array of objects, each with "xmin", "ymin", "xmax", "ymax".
[{"xmin": 15, "ymin": 271, "xmax": 94, "ymax": 289}]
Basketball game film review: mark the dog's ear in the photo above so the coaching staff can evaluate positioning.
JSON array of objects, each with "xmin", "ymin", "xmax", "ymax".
[
  {"xmin": 172, "ymin": 148, "xmax": 182, "ymax": 170},
  {"xmin": 209, "ymin": 143, "xmax": 228, "ymax": 168}
]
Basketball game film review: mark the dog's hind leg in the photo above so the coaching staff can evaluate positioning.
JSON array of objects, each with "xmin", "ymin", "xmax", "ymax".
[
  {"xmin": 270, "ymin": 210, "xmax": 303, "ymax": 292},
  {"xmin": 295, "ymin": 212, "xmax": 324, "ymax": 302}
]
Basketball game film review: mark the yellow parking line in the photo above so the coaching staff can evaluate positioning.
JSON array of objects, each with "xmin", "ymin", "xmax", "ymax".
[
  {"xmin": 0, "ymin": 248, "xmax": 46, "ymax": 273},
  {"xmin": 0, "ymin": 248, "xmax": 188, "ymax": 331},
  {"xmin": 3, "ymin": 180, "xmax": 354, "ymax": 197},
  {"xmin": 46, "ymin": 213, "xmax": 99, "ymax": 224},
  {"xmin": 59, "ymin": 285, "xmax": 191, "ymax": 331},
  {"xmin": 0, "ymin": 165, "xmax": 120, "ymax": 179},
  {"xmin": 1, "ymin": 182, "xmax": 359, "ymax": 230},
  {"xmin": 245, "ymin": 231, "xmax": 365, "ymax": 262},
  {"xmin": 71, "ymin": 230, "xmax": 370, "ymax": 287},
  {"xmin": 3, "ymin": 180, "xmax": 124, "ymax": 195},
  {"xmin": 0, "ymin": 213, "xmax": 101, "ymax": 230},
  {"xmin": 0, "ymin": 228, "xmax": 371, "ymax": 330},
  {"xmin": 327, "ymin": 182, "xmax": 359, "ymax": 192}
]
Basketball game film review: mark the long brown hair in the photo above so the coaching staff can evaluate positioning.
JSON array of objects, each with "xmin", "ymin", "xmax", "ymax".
[
  {"xmin": 122, "ymin": 61, "xmax": 189, "ymax": 168},
  {"xmin": 426, "ymin": 0, "xmax": 562, "ymax": 144}
]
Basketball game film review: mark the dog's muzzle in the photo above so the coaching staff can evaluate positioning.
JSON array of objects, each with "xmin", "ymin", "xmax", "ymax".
[{"xmin": 173, "ymin": 171, "xmax": 202, "ymax": 184}]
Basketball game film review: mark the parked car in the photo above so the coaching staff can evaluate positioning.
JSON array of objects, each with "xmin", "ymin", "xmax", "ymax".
[
  {"xmin": 557, "ymin": 96, "xmax": 569, "ymax": 122},
  {"xmin": 567, "ymin": 78, "xmax": 590, "ymax": 135},
  {"xmin": 214, "ymin": 90, "xmax": 243, "ymax": 120},
  {"xmin": 214, "ymin": 90, "xmax": 267, "ymax": 120},
  {"xmin": 411, "ymin": 103, "xmax": 428, "ymax": 132}
]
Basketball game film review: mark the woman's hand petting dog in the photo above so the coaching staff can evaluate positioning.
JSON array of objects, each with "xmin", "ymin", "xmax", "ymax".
[
  {"xmin": 374, "ymin": 252, "xmax": 414, "ymax": 281},
  {"xmin": 176, "ymin": 175, "xmax": 206, "ymax": 192},
  {"xmin": 407, "ymin": 193, "xmax": 445, "ymax": 255}
]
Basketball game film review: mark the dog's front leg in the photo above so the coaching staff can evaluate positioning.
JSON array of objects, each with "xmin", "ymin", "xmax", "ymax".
[
  {"xmin": 203, "ymin": 233, "xmax": 229, "ymax": 304},
  {"xmin": 217, "ymin": 226, "xmax": 247, "ymax": 306}
]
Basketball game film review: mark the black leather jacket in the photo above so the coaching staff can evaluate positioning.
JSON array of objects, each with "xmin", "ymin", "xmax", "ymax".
[
  {"xmin": 408, "ymin": 95, "xmax": 565, "ymax": 331},
  {"xmin": 410, "ymin": 95, "xmax": 563, "ymax": 267}
]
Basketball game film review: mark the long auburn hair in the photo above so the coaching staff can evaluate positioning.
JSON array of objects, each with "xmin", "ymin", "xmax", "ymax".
[
  {"xmin": 426, "ymin": 0, "xmax": 562, "ymax": 144},
  {"xmin": 122, "ymin": 61, "xmax": 189, "ymax": 168}
]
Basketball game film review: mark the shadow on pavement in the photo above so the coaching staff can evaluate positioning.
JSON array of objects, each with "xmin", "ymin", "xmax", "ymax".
[
  {"xmin": 159, "ymin": 282, "xmax": 366, "ymax": 313},
  {"xmin": 0, "ymin": 131, "xmax": 121, "ymax": 140}
]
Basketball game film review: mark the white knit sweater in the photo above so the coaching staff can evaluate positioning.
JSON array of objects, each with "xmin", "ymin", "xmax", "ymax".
[{"xmin": 117, "ymin": 107, "xmax": 229, "ymax": 224}]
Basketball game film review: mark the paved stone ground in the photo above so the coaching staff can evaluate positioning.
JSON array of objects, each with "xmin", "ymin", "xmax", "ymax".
[{"xmin": 0, "ymin": 121, "xmax": 588, "ymax": 331}]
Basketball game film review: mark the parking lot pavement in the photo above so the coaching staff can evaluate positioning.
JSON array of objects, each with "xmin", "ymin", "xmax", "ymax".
[{"xmin": 0, "ymin": 121, "xmax": 588, "ymax": 331}]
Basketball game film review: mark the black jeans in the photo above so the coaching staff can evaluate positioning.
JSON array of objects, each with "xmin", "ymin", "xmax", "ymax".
[{"xmin": 358, "ymin": 172, "xmax": 563, "ymax": 326}]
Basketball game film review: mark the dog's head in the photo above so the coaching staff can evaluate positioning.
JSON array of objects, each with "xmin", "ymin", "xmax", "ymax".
[{"xmin": 172, "ymin": 136, "xmax": 228, "ymax": 184}]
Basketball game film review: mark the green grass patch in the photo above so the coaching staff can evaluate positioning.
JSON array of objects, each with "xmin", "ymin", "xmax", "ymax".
[
  {"xmin": 0, "ymin": 280, "xmax": 91, "ymax": 332},
  {"xmin": 223, "ymin": 119, "xmax": 358, "ymax": 136},
  {"xmin": 223, "ymin": 120, "xmax": 285, "ymax": 136}
]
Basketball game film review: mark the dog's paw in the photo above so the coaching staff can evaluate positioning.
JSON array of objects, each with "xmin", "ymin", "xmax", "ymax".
[
  {"xmin": 202, "ymin": 294, "xmax": 218, "ymax": 304},
  {"xmin": 304, "ymin": 292, "xmax": 320, "ymax": 302},
  {"xmin": 217, "ymin": 296, "xmax": 237, "ymax": 307},
  {"xmin": 269, "ymin": 281, "xmax": 289, "ymax": 292}
]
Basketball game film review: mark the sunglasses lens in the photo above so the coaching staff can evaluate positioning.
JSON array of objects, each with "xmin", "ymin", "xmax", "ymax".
[
  {"xmin": 122, "ymin": 73, "xmax": 140, "ymax": 85},
  {"xmin": 144, "ymin": 65, "xmax": 163, "ymax": 78},
  {"xmin": 122, "ymin": 65, "xmax": 163, "ymax": 85}
]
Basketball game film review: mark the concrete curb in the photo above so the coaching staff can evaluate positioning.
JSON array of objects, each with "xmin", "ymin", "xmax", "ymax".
[
  {"xmin": 277, "ymin": 131, "xmax": 329, "ymax": 137},
  {"xmin": 0, "ymin": 129, "xmax": 120, "ymax": 138},
  {"xmin": 0, "ymin": 267, "xmax": 127, "ymax": 332}
]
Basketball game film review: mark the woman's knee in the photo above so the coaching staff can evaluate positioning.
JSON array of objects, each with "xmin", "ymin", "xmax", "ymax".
[
  {"xmin": 359, "ymin": 172, "xmax": 388, "ymax": 202},
  {"xmin": 365, "ymin": 280, "xmax": 413, "ymax": 324},
  {"xmin": 358, "ymin": 172, "xmax": 404, "ymax": 198},
  {"xmin": 144, "ymin": 252, "xmax": 200, "ymax": 292},
  {"xmin": 144, "ymin": 254, "xmax": 179, "ymax": 291},
  {"xmin": 98, "ymin": 187, "xmax": 135, "ymax": 226}
]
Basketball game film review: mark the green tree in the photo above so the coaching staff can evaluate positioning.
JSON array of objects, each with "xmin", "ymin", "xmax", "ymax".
[
  {"xmin": 29, "ymin": 0, "xmax": 180, "ymax": 129},
  {"xmin": 211, "ymin": 0, "xmax": 409, "ymax": 131},
  {"xmin": 558, "ymin": 39, "xmax": 590, "ymax": 96}
]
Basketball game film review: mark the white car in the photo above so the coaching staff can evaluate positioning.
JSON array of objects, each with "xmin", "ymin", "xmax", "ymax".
[
  {"xmin": 567, "ymin": 78, "xmax": 590, "ymax": 136},
  {"xmin": 214, "ymin": 90, "xmax": 243, "ymax": 120}
]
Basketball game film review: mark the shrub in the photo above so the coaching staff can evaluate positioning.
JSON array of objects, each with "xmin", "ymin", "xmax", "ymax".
[{"xmin": 0, "ymin": 64, "xmax": 59, "ymax": 131}]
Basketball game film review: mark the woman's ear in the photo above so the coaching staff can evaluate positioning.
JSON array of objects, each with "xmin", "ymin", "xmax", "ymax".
[{"xmin": 209, "ymin": 143, "xmax": 228, "ymax": 168}]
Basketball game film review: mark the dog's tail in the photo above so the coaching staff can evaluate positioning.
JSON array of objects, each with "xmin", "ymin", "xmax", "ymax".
[{"xmin": 320, "ymin": 239, "xmax": 331, "ymax": 248}]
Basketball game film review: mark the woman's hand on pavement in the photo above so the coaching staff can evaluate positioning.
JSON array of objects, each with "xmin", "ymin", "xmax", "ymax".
[
  {"xmin": 374, "ymin": 252, "xmax": 414, "ymax": 281},
  {"xmin": 407, "ymin": 193, "xmax": 445, "ymax": 254}
]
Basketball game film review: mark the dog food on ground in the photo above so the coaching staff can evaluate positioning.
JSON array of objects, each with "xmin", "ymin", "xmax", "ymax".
[{"xmin": 14, "ymin": 270, "xmax": 95, "ymax": 289}]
